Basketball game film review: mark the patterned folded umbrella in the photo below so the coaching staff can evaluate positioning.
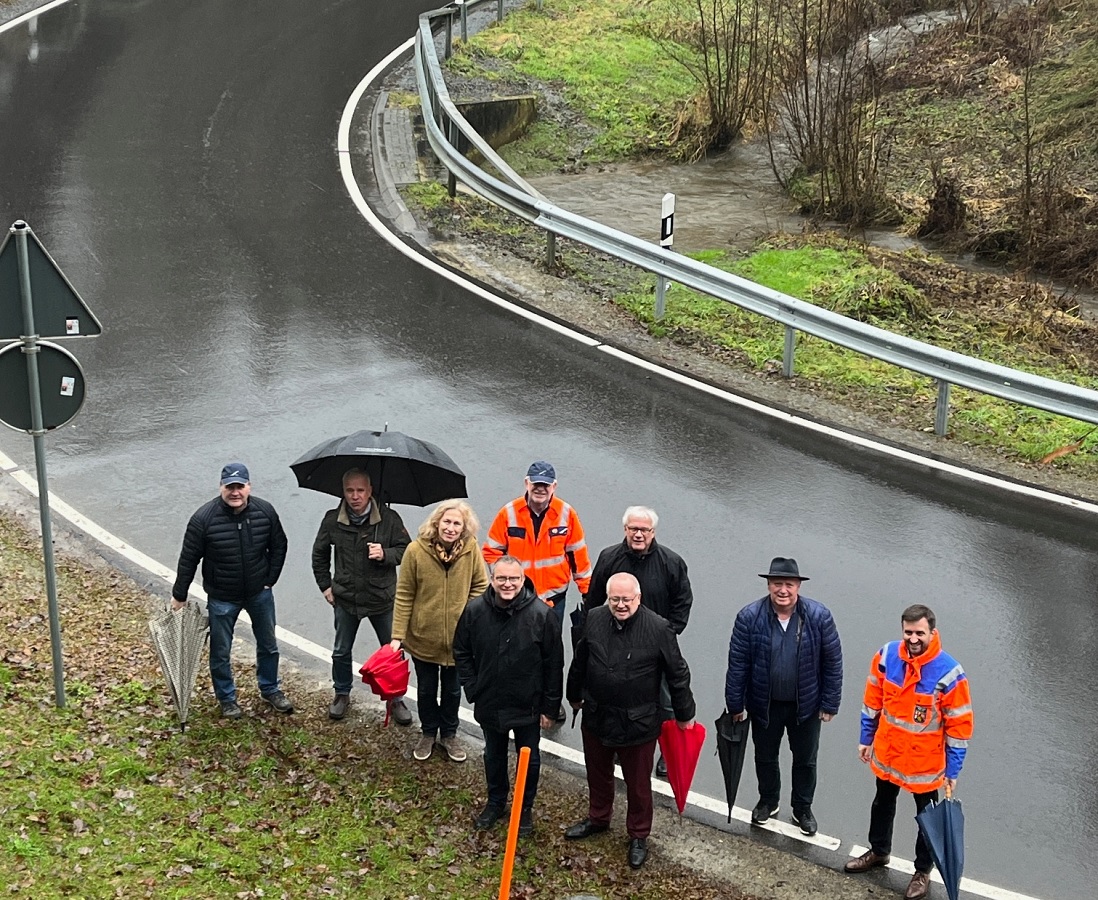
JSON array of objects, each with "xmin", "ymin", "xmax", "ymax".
[{"xmin": 149, "ymin": 600, "xmax": 209, "ymax": 732}]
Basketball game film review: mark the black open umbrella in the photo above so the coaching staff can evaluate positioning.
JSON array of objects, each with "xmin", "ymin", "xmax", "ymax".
[
  {"xmin": 714, "ymin": 710, "xmax": 750, "ymax": 823},
  {"xmin": 289, "ymin": 429, "xmax": 466, "ymax": 506},
  {"xmin": 915, "ymin": 786, "xmax": 965, "ymax": 900}
]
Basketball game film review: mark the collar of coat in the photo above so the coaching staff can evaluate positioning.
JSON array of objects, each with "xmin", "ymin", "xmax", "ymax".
[{"xmin": 337, "ymin": 499, "xmax": 381, "ymax": 527}]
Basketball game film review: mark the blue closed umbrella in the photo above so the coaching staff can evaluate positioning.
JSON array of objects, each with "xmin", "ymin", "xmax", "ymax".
[{"xmin": 915, "ymin": 785, "xmax": 965, "ymax": 900}]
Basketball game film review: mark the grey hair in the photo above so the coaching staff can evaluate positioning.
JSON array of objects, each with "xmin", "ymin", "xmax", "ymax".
[
  {"xmin": 492, "ymin": 555, "xmax": 524, "ymax": 573},
  {"xmin": 342, "ymin": 467, "xmax": 372, "ymax": 487},
  {"xmin": 622, "ymin": 506, "xmax": 658, "ymax": 529}
]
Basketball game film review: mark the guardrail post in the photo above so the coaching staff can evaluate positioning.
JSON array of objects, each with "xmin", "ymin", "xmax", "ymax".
[
  {"xmin": 782, "ymin": 325, "xmax": 796, "ymax": 377},
  {"xmin": 498, "ymin": 0, "xmax": 504, "ymax": 22},
  {"xmin": 445, "ymin": 8, "xmax": 454, "ymax": 59},
  {"xmin": 935, "ymin": 380, "xmax": 951, "ymax": 436},
  {"xmin": 545, "ymin": 233, "xmax": 556, "ymax": 270},
  {"xmin": 458, "ymin": 0, "xmax": 468, "ymax": 43}
]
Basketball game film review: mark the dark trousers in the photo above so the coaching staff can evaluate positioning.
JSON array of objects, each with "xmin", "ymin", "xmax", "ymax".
[
  {"xmin": 581, "ymin": 727, "xmax": 657, "ymax": 839},
  {"xmin": 411, "ymin": 656, "xmax": 460, "ymax": 739},
  {"xmin": 869, "ymin": 777, "xmax": 938, "ymax": 874},
  {"xmin": 751, "ymin": 699, "xmax": 821, "ymax": 812},
  {"xmin": 331, "ymin": 604, "xmax": 395, "ymax": 696},
  {"xmin": 482, "ymin": 722, "xmax": 542, "ymax": 811}
]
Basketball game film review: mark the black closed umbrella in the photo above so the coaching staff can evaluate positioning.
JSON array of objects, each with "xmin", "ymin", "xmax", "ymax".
[
  {"xmin": 714, "ymin": 710, "xmax": 750, "ymax": 823},
  {"xmin": 289, "ymin": 429, "xmax": 466, "ymax": 506}
]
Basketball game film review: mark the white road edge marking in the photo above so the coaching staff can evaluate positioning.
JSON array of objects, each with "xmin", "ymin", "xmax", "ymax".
[
  {"xmin": 0, "ymin": 0, "xmax": 72, "ymax": 36},
  {"xmin": 849, "ymin": 845, "xmax": 1043, "ymax": 900}
]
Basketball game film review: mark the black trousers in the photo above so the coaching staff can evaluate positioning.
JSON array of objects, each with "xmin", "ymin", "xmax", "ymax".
[
  {"xmin": 868, "ymin": 777, "xmax": 938, "ymax": 874},
  {"xmin": 751, "ymin": 700, "xmax": 821, "ymax": 812}
]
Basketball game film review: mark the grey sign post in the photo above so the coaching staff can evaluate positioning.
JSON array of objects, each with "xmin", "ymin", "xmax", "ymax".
[{"xmin": 0, "ymin": 220, "xmax": 102, "ymax": 708}]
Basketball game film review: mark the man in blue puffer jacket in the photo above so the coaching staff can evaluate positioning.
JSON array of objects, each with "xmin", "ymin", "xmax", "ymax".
[{"xmin": 724, "ymin": 557, "xmax": 842, "ymax": 837}]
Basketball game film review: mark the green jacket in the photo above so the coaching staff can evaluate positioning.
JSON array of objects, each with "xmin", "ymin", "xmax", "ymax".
[
  {"xmin": 392, "ymin": 536, "xmax": 489, "ymax": 666},
  {"xmin": 311, "ymin": 501, "xmax": 410, "ymax": 617}
]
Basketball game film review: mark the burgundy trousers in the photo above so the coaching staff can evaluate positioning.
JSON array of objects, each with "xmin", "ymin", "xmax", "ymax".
[{"xmin": 581, "ymin": 727, "xmax": 657, "ymax": 839}]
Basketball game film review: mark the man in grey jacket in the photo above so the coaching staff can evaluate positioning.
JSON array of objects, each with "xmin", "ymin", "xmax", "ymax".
[{"xmin": 312, "ymin": 468, "xmax": 411, "ymax": 723}]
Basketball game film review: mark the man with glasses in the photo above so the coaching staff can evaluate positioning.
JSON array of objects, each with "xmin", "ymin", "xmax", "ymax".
[
  {"xmin": 171, "ymin": 462, "xmax": 292, "ymax": 719},
  {"xmin": 453, "ymin": 557, "xmax": 563, "ymax": 838},
  {"xmin": 586, "ymin": 506, "xmax": 693, "ymax": 777},
  {"xmin": 483, "ymin": 460, "xmax": 592, "ymax": 721},
  {"xmin": 565, "ymin": 572, "xmax": 696, "ymax": 869}
]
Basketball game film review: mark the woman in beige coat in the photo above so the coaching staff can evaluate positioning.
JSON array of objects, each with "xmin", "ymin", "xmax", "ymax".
[{"xmin": 391, "ymin": 499, "xmax": 488, "ymax": 762}]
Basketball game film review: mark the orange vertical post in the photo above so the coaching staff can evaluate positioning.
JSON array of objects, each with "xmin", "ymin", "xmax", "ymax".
[{"xmin": 498, "ymin": 745, "xmax": 531, "ymax": 900}]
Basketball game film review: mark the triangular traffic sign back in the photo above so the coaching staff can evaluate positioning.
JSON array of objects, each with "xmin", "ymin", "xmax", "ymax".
[{"xmin": 0, "ymin": 222, "xmax": 102, "ymax": 341}]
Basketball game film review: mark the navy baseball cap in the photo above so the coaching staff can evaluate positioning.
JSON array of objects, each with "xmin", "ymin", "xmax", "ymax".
[
  {"xmin": 526, "ymin": 460, "xmax": 556, "ymax": 484},
  {"xmin": 220, "ymin": 462, "xmax": 250, "ymax": 486}
]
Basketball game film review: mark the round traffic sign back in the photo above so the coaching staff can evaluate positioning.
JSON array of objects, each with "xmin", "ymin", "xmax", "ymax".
[{"xmin": 0, "ymin": 340, "xmax": 87, "ymax": 432}]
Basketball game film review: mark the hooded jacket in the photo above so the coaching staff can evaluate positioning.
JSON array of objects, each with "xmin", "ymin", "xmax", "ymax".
[
  {"xmin": 311, "ymin": 501, "xmax": 410, "ymax": 617},
  {"xmin": 860, "ymin": 631, "xmax": 973, "ymax": 791},
  {"xmin": 567, "ymin": 604, "xmax": 695, "ymax": 747},
  {"xmin": 452, "ymin": 578, "xmax": 564, "ymax": 731},
  {"xmin": 586, "ymin": 539, "xmax": 692, "ymax": 634},
  {"xmin": 724, "ymin": 595, "xmax": 843, "ymax": 728},
  {"xmin": 391, "ymin": 536, "xmax": 489, "ymax": 666},
  {"xmin": 172, "ymin": 495, "xmax": 287, "ymax": 602}
]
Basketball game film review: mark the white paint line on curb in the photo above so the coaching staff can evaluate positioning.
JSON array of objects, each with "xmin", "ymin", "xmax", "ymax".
[
  {"xmin": 0, "ymin": 0, "xmax": 72, "ymax": 36},
  {"xmin": 849, "ymin": 845, "xmax": 1043, "ymax": 900}
]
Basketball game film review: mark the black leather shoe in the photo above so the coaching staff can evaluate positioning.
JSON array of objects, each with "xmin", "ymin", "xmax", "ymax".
[
  {"xmin": 518, "ymin": 808, "xmax": 534, "ymax": 838},
  {"xmin": 564, "ymin": 818, "xmax": 609, "ymax": 840},
  {"xmin": 792, "ymin": 807, "xmax": 818, "ymax": 835},
  {"xmin": 655, "ymin": 755, "xmax": 668, "ymax": 778},
  {"xmin": 750, "ymin": 800, "xmax": 778, "ymax": 824},
  {"xmin": 473, "ymin": 804, "xmax": 504, "ymax": 830},
  {"xmin": 628, "ymin": 837, "xmax": 648, "ymax": 869}
]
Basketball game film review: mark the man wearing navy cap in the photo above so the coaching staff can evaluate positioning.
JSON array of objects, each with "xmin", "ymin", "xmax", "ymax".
[
  {"xmin": 172, "ymin": 462, "xmax": 292, "ymax": 719},
  {"xmin": 724, "ymin": 557, "xmax": 843, "ymax": 836}
]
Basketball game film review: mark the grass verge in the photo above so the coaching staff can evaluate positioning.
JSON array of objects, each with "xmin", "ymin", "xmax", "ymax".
[{"xmin": 0, "ymin": 510, "xmax": 740, "ymax": 899}]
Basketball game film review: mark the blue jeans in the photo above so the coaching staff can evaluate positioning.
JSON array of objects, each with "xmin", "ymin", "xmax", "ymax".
[
  {"xmin": 412, "ymin": 656, "xmax": 460, "ymax": 739},
  {"xmin": 482, "ymin": 722, "xmax": 542, "ymax": 811},
  {"xmin": 207, "ymin": 589, "xmax": 280, "ymax": 703},
  {"xmin": 331, "ymin": 604, "xmax": 400, "ymax": 698}
]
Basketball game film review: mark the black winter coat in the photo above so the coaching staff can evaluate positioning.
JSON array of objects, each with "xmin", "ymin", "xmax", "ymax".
[
  {"xmin": 453, "ymin": 580, "xmax": 564, "ymax": 731},
  {"xmin": 311, "ymin": 502, "xmax": 410, "ymax": 617},
  {"xmin": 585, "ymin": 539, "xmax": 693, "ymax": 634},
  {"xmin": 172, "ymin": 496, "xmax": 288, "ymax": 602},
  {"xmin": 567, "ymin": 604, "xmax": 695, "ymax": 747}
]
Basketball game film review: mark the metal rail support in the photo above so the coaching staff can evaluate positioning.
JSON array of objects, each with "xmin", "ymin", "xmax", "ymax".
[
  {"xmin": 545, "ymin": 232, "xmax": 556, "ymax": 270},
  {"xmin": 782, "ymin": 325, "xmax": 796, "ymax": 378},
  {"xmin": 935, "ymin": 380, "xmax": 951, "ymax": 436},
  {"xmin": 459, "ymin": 0, "xmax": 468, "ymax": 42},
  {"xmin": 447, "ymin": 118, "xmax": 459, "ymax": 197}
]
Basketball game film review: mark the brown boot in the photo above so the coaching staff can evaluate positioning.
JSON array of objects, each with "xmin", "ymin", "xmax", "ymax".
[{"xmin": 843, "ymin": 850, "xmax": 890, "ymax": 873}]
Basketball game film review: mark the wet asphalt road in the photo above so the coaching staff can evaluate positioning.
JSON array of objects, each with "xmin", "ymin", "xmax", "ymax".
[{"xmin": 1, "ymin": 3, "xmax": 1095, "ymax": 898}]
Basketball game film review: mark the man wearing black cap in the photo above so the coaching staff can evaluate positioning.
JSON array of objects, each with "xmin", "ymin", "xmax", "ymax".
[
  {"xmin": 483, "ymin": 461, "xmax": 592, "ymax": 722},
  {"xmin": 172, "ymin": 462, "xmax": 292, "ymax": 719},
  {"xmin": 724, "ymin": 558, "xmax": 843, "ymax": 836}
]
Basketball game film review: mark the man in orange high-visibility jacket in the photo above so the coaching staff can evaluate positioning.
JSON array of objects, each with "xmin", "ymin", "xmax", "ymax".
[
  {"xmin": 484, "ymin": 461, "xmax": 592, "ymax": 722},
  {"xmin": 844, "ymin": 604, "xmax": 974, "ymax": 900}
]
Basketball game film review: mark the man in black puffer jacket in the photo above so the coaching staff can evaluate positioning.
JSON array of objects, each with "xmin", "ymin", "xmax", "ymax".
[
  {"xmin": 171, "ymin": 462, "xmax": 291, "ymax": 719},
  {"xmin": 564, "ymin": 572, "xmax": 696, "ymax": 870},
  {"xmin": 453, "ymin": 556, "xmax": 563, "ymax": 838}
]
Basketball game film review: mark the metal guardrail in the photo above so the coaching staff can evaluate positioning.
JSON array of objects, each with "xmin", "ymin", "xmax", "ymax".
[{"xmin": 414, "ymin": 2, "xmax": 1098, "ymax": 433}]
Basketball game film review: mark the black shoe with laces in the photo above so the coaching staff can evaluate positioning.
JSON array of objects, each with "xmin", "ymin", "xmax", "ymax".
[
  {"xmin": 518, "ymin": 808, "xmax": 534, "ymax": 837},
  {"xmin": 792, "ymin": 807, "xmax": 818, "ymax": 835},
  {"xmin": 473, "ymin": 804, "xmax": 504, "ymax": 830},
  {"xmin": 751, "ymin": 800, "xmax": 778, "ymax": 825},
  {"xmin": 262, "ymin": 691, "xmax": 294, "ymax": 714}
]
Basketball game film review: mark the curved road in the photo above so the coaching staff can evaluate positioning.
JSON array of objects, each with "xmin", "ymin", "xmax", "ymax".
[{"xmin": 0, "ymin": 3, "xmax": 1094, "ymax": 898}]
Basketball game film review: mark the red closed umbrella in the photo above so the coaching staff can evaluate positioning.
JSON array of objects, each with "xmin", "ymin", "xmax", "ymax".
[
  {"xmin": 359, "ymin": 645, "xmax": 410, "ymax": 725},
  {"xmin": 657, "ymin": 719, "xmax": 707, "ymax": 814}
]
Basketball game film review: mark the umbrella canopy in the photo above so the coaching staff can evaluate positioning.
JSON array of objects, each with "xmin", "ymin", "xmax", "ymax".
[
  {"xmin": 916, "ymin": 787, "xmax": 965, "ymax": 900},
  {"xmin": 714, "ymin": 710, "xmax": 750, "ymax": 823},
  {"xmin": 657, "ymin": 718, "xmax": 707, "ymax": 815},
  {"xmin": 149, "ymin": 601, "xmax": 209, "ymax": 732},
  {"xmin": 289, "ymin": 429, "xmax": 466, "ymax": 507}
]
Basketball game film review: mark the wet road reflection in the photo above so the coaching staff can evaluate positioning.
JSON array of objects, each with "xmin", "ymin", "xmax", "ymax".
[{"xmin": 0, "ymin": 2, "xmax": 1093, "ymax": 898}]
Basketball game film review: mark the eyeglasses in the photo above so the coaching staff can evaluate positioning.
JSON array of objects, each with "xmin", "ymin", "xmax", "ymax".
[
  {"xmin": 625, "ymin": 526, "xmax": 652, "ymax": 534},
  {"xmin": 607, "ymin": 596, "xmax": 638, "ymax": 606},
  {"xmin": 493, "ymin": 575, "xmax": 523, "ymax": 584}
]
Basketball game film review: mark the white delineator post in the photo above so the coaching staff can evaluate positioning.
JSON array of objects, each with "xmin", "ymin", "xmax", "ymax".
[{"xmin": 655, "ymin": 192, "xmax": 675, "ymax": 320}]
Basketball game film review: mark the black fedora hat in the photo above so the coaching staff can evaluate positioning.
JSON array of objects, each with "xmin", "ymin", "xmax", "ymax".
[{"xmin": 758, "ymin": 557, "xmax": 808, "ymax": 581}]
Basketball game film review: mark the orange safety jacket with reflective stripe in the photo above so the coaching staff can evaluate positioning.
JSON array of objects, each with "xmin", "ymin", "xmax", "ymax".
[
  {"xmin": 483, "ymin": 495, "xmax": 592, "ymax": 603},
  {"xmin": 859, "ymin": 631, "xmax": 973, "ymax": 792}
]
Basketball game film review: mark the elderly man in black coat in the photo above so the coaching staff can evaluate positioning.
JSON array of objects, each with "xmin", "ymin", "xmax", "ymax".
[
  {"xmin": 453, "ymin": 556, "xmax": 563, "ymax": 839},
  {"xmin": 565, "ymin": 572, "xmax": 695, "ymax": 869}
]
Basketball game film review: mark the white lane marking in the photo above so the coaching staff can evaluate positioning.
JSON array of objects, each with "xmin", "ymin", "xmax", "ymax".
[
  {"xmin": 334, "ymin": 41, "xmax": 1060, "ymax": 900},
  {"xmin": 850, "ymin": 845, "xmax": 1043, "ymax": 900},
  {"xmin": 0, "ymin": 0, "xmax": 73, "ymax": 36}
]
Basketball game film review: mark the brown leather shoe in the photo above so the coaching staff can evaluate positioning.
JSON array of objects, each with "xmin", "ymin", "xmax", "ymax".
[
  {"xmin": 843, "ymin": 850, "xmax": 891, "ymax": 873},
  {"xmin": 905, "ymin": 871, "xmax": 930, "ymax": 900}
]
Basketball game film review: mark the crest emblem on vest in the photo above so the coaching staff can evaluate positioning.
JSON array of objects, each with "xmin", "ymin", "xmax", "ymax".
[{"xmin": 913, "ymin": 705, "xmax": 928, "ymax": 724}]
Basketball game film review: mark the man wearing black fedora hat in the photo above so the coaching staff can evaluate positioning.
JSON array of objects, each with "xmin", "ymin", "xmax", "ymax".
[{"xmin": 724, "ymin": 557, "xmax": 843, "ymax": 836}]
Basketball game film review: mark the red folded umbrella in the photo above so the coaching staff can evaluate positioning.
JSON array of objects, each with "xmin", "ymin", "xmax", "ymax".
[
  {"xmin": 657, "ymin": 718, "xmax": 707, "ymax": 814},
  {"xmin": 359, "ymin": 646, "xmax": 410, "ymax": 725}
]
